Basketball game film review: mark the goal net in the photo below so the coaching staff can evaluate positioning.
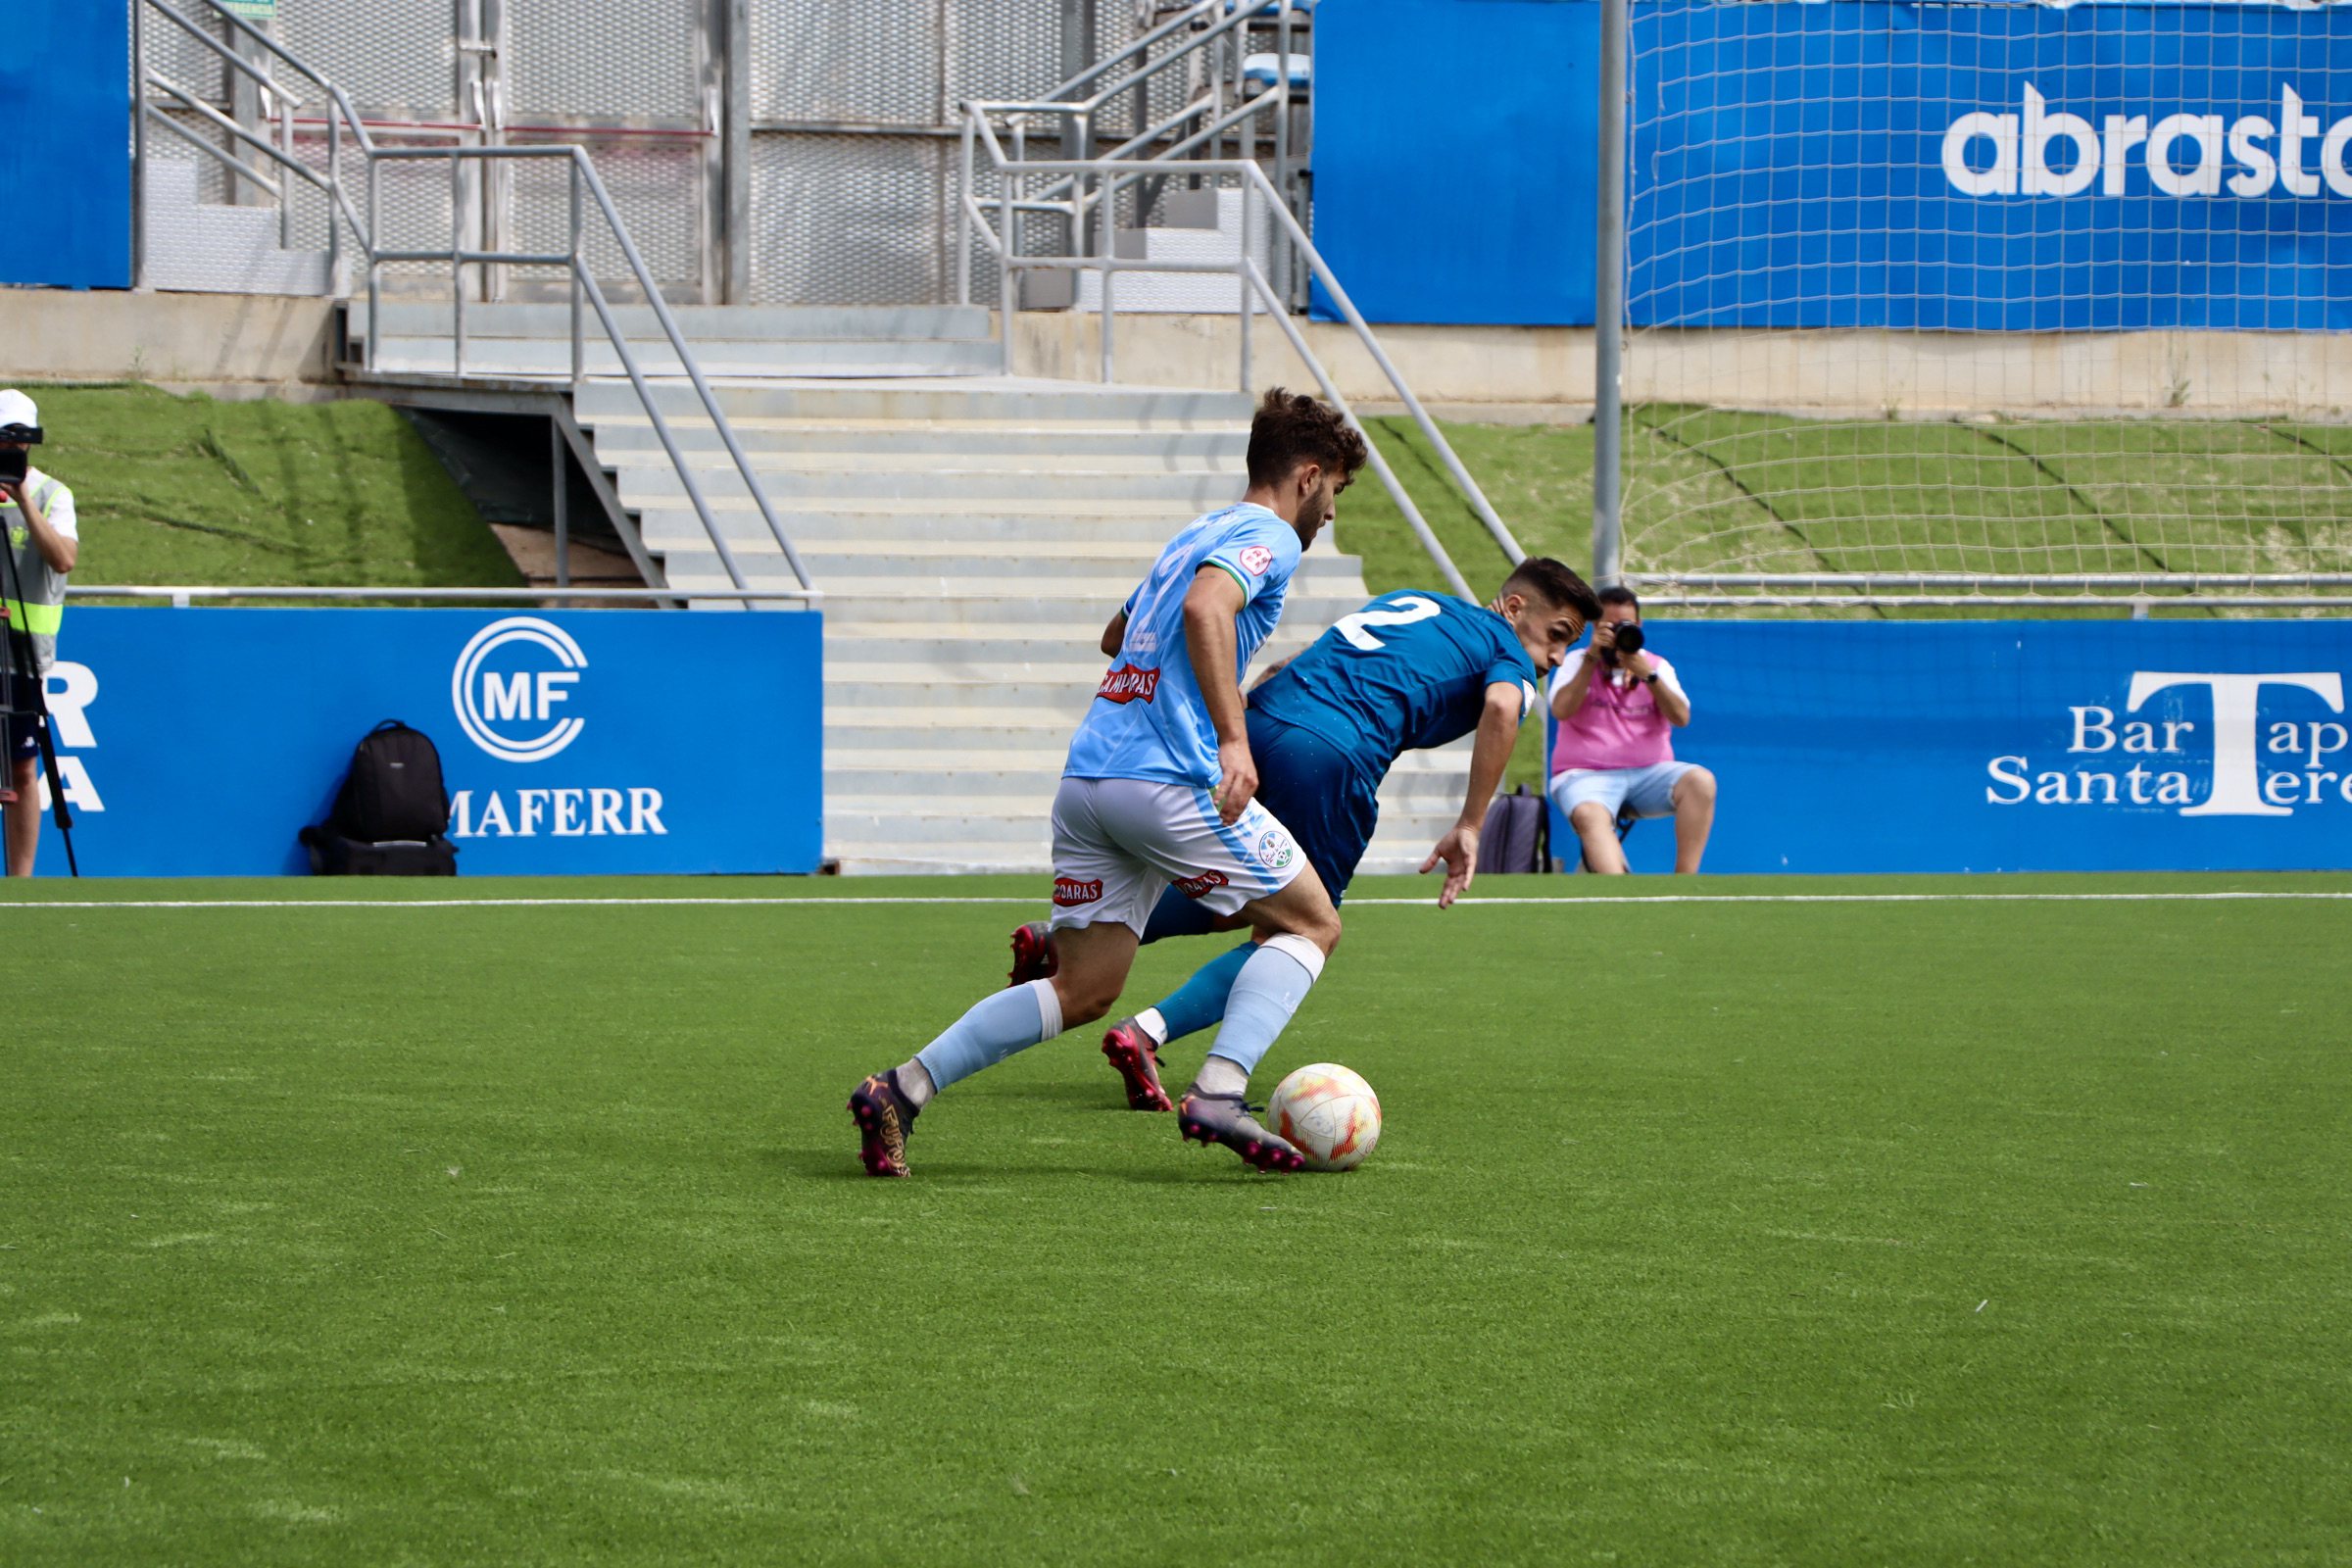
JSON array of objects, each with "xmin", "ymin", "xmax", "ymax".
[{"xmin": 1619, "ymin": 0, "xmax": 2352, "ymax": 613}]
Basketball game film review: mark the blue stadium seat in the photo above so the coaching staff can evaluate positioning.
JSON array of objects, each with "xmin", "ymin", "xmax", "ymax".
[{"xmin": 1243, "ymin": 52, "xmax": 1312, "ymax": 94}]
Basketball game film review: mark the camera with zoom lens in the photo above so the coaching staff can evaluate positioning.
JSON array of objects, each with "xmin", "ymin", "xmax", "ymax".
[{"xmin": 1605, "ymin": 621, "xmax": 1644, "ymax": 658}]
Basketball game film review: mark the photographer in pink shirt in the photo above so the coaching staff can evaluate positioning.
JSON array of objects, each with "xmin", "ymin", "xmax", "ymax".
[{"xmin": 1546, "ymin": 586, "xmax": 1717, "ymax": 873}]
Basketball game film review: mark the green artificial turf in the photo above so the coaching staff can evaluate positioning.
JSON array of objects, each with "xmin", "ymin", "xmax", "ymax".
[
  {"xmin": 1333, "ymin": 411, "xmax": 2352, "ymax": 619},
  {"xmin": 5, "ymin": 872, "xmax": 2349, "ymax": 1564},
  {"xmin": 17, "ymin": 384, "xmax": 521, "ymax": 593}
]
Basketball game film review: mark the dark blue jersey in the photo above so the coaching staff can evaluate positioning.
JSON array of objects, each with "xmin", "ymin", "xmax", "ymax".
[{"xmin": 1247, "ymin": 590, "xmax": 1540, "ymax": 784}]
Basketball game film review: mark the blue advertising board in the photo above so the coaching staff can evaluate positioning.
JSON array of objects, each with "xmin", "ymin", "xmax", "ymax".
[
  {"xmin": 0, "ymin": 2, "xmax": 130, "ymax": 289},
  {"xmin": 1633, "ymin": 0, "xmax": 2352, "ymax": 330},
  {"xmin": 1310, "ymin": 0, "xmax": 2352, "ymax": 327},
  {"xmin": 1311, "ymin": 0, "xmax": 1601, "ymax": 325},
  {"xmin": 1543, "ymin": 620, "xmax": 2352, "ymax": 874},
  {"xmin": 25, "ymin": 608, "xmax": 823, "ymax": 876}
]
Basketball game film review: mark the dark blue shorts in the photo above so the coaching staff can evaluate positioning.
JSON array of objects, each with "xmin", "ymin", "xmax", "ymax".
[
  {"xmin": 4, "ymin": 708, "xmax": 39, "ymax": 763},
  {"xmin": 1247, "ymin": 709, "xmax": 1379, "ymax": 906}
]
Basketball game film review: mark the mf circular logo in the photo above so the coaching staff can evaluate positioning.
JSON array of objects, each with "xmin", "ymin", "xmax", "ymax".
[{"xmin": 452, "ymin": 617, "xmax": 589, "ymax": 762}]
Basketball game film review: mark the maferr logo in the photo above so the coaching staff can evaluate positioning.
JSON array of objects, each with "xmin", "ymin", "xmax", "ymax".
[{"xmin": 452, "ymin": 616, "xmax": 588, "ymax": 762}]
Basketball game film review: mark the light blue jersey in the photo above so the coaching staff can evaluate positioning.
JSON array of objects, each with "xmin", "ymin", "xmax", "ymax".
[{"xmin": 1063, "ymin": 502, "xmax": 1302, "ymax": 788}]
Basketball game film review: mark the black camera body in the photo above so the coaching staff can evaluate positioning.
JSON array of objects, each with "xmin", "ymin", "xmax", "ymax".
[
  {"xmin": 0, "ymin": 421, "xmax": 42, "ymax": 486},
  {"xmin": 1608, "ymin": 621, "xmax": 1644, "ymax": 657}
]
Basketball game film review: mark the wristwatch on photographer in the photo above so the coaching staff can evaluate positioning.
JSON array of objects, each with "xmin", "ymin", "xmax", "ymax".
[{"xmin": 1642, "ymin": 671, "xmax": 1659, "ymax": 684}]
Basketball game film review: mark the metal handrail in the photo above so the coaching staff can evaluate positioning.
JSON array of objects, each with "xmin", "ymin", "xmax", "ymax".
[
  {"xmin": 961, "ymin": 0, "xmax": 1308, "ymax": 307},
  {"xmin": 132, "ymin": 0, "xmax": 814, "ymax": 598},
  {"xmin": 958, "ymin": 122, "xmax": 1525, "ymax": 593}
]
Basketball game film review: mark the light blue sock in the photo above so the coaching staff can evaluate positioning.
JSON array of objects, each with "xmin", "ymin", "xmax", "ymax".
[
  {"xmin": 1151, "ymin": 941, "xmax": 1255, "ymax": 1046},
  {"xmin": 1202, "ymin": 938, "xmax": 1322, "ymax": 1079},
  {"xmin": 915, "ymin": 979, "xmax": 1060, "ymax": 1095}
]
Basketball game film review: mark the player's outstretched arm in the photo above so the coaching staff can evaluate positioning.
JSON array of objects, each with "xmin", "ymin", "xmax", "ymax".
[
  {"xmin": 1182, "ymin": 565, "xmax": 1256, "ymax": 823},
  {"xmin": 1421, "ymin": 682, "xmax": 1524, "ymax": 907},
  {"xmin": 1100, "ymin": 607, "xmax": 1129, "ymax": 658}
]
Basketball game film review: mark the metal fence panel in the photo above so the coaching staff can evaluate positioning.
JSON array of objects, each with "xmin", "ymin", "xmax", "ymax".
[
  {"xmin": 508, "ymin": 0, "xmax": 705, "ymax": 121},
  {"xmin": 749, "ymin": 130, "xmax": 945, "ymax": 304},
  {"xmin": 752, "ymin": 0, "xmax": 941, "ymax": 123},
  {"xmin": 944, "ymin": 0, "xmax": 1065, "ymax": 113},
  {"xmin": 513, "ymin": 139, "xmax": 706, "ymax": 295},
  {"xmin": 276, "ymin": 0, "xmax": 457, "ymax": 116}
]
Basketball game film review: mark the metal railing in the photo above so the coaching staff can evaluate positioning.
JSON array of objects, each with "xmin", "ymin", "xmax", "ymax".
[
  {"xmin": 956, "ymin": 111, "xmax": 1522, "ymax": 603},
  {"xmin": 1000, "ymin": 0, "xmax": 1314, "ymax": 304},
  {"xmin": 130, "ymin": 0, "xmax": 812, "ymax": 598}
]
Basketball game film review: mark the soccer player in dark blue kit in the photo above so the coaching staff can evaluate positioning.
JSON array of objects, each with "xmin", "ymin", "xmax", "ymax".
[{"xmin": 1007, "ymin": 555, "xmax": 1600, "ymax": 1110}]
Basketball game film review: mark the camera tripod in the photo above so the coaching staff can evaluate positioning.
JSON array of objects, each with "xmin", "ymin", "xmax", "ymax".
[{"xmin": 0, "ymin": 528, "xmax": 77, "ymax": 876}]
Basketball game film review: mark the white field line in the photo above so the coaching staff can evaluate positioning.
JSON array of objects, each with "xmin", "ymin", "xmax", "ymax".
[{"xmin": 0, "ymin": 892, "xmax": 2346, "ymax": 910}]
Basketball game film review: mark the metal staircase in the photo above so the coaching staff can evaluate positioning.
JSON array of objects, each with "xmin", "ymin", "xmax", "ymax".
[{"xmin": 574, "ymin": 369, "xmax": 1474, "ymax": 875}]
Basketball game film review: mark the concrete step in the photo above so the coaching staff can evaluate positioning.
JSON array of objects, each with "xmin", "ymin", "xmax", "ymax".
[
  {"xmin": 669, "ymin": 548, "xmax": 1327, "ymax": 585},
  {"xmin": 370, "ymin": 335, "xmax": 999, "ymax": 379},
  {"xmin": 666, "ymin": 566, "xmax": 1356, "ymax": 601},
  {"xmin": 612, "ymin": 464, "xmax": 1242, "ymax": 503},
  {"xmin": 575, "ymin": 377, "xmax": 1253, "ymax": 426},
  {"xmin": 586, "ymin": 419, "xmax": 1248, "ymax": 461},
  {"xmin": 654, "ymin": 580, "xmax": 1373, "ymax": 620},
  {"xmin": 824, "ymin": 774, "xmax": 1473, "ymax": 814},
  {"xmin": 352, "ymin": 302, "xmax": 993, "ymax": 341},
  {"xmin": 622, "ymin": 511, "xmax": 1216, "ymax": 546},
  {"xmin": 625, "ymin": 501, "xmax": 1245, "ymax": 538}
]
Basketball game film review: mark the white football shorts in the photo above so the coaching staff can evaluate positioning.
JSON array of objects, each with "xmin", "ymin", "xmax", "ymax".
[{"xmin": 1047, "ymin": 775, "xmax": 1307, "ymax": 935}]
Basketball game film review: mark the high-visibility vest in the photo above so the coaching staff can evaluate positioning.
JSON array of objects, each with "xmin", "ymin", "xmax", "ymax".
[{"xmin": 2, "ymin": 468, "xmax": 71, "ymax": 676}]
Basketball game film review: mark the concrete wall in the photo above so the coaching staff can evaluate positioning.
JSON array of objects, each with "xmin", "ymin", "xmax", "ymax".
[
  {"xmin": 1009, "ymin": 312, "xmax": 2352, "ymax": 421},
  {"xmin": 0, "ymin": 290, "xmax": 337, "ymax": 391},
  {"xmin": 7, "ymin": 289, "xmax": 2350, "ymax": 421}
]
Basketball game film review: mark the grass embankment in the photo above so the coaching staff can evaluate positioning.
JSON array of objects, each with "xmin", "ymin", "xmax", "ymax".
[
  {"xmin": 3, "ymin": 875, "xmax": 2347, "ymax": 1564},
  {"xmin": 1336, "ymin": 411, "xmax": 2352, "ymax": 611},
  {"xmin": 19, "ymin": 384, "xmax": 519, "ymax": 593}
]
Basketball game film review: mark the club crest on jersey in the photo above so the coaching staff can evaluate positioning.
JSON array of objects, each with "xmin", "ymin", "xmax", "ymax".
[
  {"xmin": 1173, "ymin": 869, "xmax": 1230, "ymax": 899},
  {"xmin": 1054, "ymin": 876, "xmax": 1103, "ymax": 906},
  {"xmin": 1096, "ymin": 664, "xmax": 1160, "ymax": 704},
  {"xmin": 1237, "ymin": 545, "xmax": 1274, "ymax": 576},
  {"xmin": 1255, "ymin": 830, "xmax": 1296, "ymax": 870}
]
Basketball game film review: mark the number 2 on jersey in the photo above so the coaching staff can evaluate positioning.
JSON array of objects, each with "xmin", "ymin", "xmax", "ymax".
[{"xmin": 1333, "ymin": 595, "xmax": 1442, "ymax": 651}]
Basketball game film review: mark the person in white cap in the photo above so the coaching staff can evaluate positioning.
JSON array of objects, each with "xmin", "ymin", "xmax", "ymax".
[{"xmin": 0, "ymin": 389, "xmax": 77, "ymax": 875}]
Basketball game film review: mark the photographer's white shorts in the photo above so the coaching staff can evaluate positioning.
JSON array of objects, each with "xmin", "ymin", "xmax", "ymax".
[
  {"xmin": 1549, "ymin": 760, "xmax": 1696, "ymax": 821},
  {"xmin": 1047, "ymin": 776, "xmax": 1305, "ymax": 936}
]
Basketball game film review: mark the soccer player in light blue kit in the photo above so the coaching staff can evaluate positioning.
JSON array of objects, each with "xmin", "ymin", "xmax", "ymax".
[
  {"xmin": 1006, "ymin": 559, "xmax": 1601, "ymax": 1110},
  {"xmin": 849, "ymin": 390, "xmax": 1370, "ymax": 1177}
]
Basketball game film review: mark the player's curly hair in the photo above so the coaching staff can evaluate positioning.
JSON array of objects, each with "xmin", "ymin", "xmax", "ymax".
[
  {"xmin": 1501, "ymin": 557, "xmax": 1603, "ymax": 624},
  {"xmin": 1246, "ymin": 388, "xmax": 1369, "ymax": 489}
]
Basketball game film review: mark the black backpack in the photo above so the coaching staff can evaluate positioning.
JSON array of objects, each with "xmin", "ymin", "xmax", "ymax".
[
  {"xmin": 299, "ymin": 720, "xmax": 459, "ymax": 876},
  {"xmin": 1479, "ymin": 784, "xmax": 1549, "ymax": 875}
]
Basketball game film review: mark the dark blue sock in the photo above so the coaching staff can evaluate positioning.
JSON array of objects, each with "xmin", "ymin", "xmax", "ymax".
[
  {"xmin": 1140, "ymin": 887, "xmax": 1218, "ymax": 946},
  {"xmin": 1151, "ymin": 941, "xmax": 1255, "ymax": 1045}
]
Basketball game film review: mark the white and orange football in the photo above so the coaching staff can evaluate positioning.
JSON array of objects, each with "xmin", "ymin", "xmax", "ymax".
[{"xmin": 1266, "ymin": 1063, "xmax": 1382, "ymax": 1172}]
